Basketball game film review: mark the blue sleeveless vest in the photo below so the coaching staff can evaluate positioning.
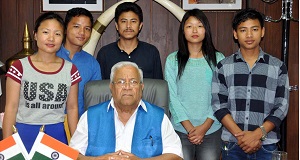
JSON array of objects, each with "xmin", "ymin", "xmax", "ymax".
[{"xmin": 85, "ymin": 100, "xmax": 164, "ymax": 158}]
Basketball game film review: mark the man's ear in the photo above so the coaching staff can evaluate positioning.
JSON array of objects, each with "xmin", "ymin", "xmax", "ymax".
[
  {"xmin": 261, "ymin": 27, "xmax": 265, "ymax": 38},
  {"xmin": 139, "ymin": 22, "xmax": 143, "ymax": 31},
  {"xmin": 233, "ymin": 29, "xmax": 238, "ymax": 40},
  {"xmin": 115, "ymin": 22, "xmax": 118, "ymax": 31}
]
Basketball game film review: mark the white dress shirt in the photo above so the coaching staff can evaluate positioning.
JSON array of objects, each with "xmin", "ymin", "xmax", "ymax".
[{"xmin": 70, "ymin": 99, "xmax": 183, "ymax": 158}]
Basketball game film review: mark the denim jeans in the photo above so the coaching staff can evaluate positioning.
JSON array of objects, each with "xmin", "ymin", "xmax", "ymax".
[
  {"xmin": 176, "ymin": 128, "xmax": 222, "ymax": 160},
  {"xmin": 221, "ymin": 141, "xmax": 278, "ymax": 160}
]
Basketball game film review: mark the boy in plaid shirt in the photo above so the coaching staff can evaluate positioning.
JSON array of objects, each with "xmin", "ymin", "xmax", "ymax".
[{"xmin": 211, "ymin": 8, "xmax": 289, "ymax": 160}]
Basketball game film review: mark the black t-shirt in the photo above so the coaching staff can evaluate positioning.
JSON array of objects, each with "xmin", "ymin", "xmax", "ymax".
[{"xmin": 96, "ymin": 40, "xmax": 163, "ymax": 80}]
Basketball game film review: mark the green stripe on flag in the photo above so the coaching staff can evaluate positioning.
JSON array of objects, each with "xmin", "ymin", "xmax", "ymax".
[
  {"xmin": 7, "ymin": 153, "xmax": 26, "ymax": 160},
  {"xmin": 31, "ymin": 152, "xmax": 52, "ymax": 160}
]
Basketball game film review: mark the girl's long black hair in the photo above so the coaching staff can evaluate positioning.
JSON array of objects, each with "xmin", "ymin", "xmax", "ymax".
[{"xmin": 177, "ymin": 9, "xmax": 218, "ymax": 79}]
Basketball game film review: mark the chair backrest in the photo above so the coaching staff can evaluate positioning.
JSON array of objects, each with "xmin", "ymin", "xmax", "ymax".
[{"xmin": 84, "ymin": 78, "xmax": 170, "ymax": 117}]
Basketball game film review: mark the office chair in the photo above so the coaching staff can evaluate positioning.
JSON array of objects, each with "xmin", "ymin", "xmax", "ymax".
[{"xmin": 84, "ymin": 78, "xmax": 170, "ymax": 117}]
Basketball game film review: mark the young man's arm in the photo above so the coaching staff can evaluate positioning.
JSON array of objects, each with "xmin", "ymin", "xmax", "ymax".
[
  {"xmin": 235, "ymin": 121, "xmax": 274, "ymax": 153},
  {"xmin": 264, "ymin": 63, "xmax": 290, "ymax": 130},
  {"xmin": 220, "ymin": 114, "xmax": 243, "ymax": 138}
]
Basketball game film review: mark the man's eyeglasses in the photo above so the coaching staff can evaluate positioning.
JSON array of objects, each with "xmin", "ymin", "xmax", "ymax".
[{"xmin": 112, "ymin": 79, "xmax": 141, "ymax": 87}]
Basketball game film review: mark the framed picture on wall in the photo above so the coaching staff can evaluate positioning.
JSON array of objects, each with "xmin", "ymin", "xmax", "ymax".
[
  {"xmin": 42, "ymin": 0, "xmax": 103, "ymax": 12},
  {"xmin": 182, "ymin": 0, "xmax": 242, "ymax": 10}
]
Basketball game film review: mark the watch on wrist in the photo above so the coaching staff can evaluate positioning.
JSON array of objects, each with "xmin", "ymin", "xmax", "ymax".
[{"xmin": 259, "ymin": 125, "xmax": 267, "ymax": 141}]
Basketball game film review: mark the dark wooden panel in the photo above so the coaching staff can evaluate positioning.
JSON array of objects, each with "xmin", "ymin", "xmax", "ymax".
[
  {"xmin": 164, "ymin": 0, "xmax": 181, "ymax": 71},
  {"xmin": 0, "ymin": 0, "xmax": 19, "ymax": 112},
  {"xmin": 152, "ymin": 1, "xmax": 169, "ymax": 70},
  {"xmin": 205, "ymin": 12, "xmax": 218, "ymax": 51},
  {"xmin": 136, "ymin": 0, "xmax": 151, "ymax": 43},
  {"xmin": 286, "ymin": 0, "xmax": 299, "ymax": 159},
  {"xmin": 1, "ymin": 0, "xmax": 19, "ymax": 63},
  {"xmin": 33, "ymin": 0, "xmax": 41, "ymax": 51},
  {"xmin": 0, "ymin": 0, "xmax": 3, "ymax": 113},
  {"xmin": 215, "ymin": 11, "xmax": 237, "ymax": 56},
  {"xmin": 262, "ymin": 1, "xmax": 282, "ymax": 59},
  {"xmin": 17, "ymin": 0, "xmax": 35, "ymax": 44}
]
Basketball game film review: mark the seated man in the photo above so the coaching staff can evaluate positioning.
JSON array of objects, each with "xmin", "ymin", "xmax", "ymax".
[{"xmin": 70, "ymin": 61, "xmax": 183, "ymax": 160}]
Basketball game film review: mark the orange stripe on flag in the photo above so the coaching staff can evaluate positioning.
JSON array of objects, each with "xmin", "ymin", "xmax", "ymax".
[
  {"xmin": 0, "ymin": 135, "xmax": 16, "ymax": 152},
  {"xmin": 41, "ymin": 134, "xmax": 78, "ymax": 159}
]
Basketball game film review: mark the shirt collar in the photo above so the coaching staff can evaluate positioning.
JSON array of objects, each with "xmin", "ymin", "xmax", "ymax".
[
  {"xmin": 60, "ymin": 44, "xmax": 83, "ymax": 55},
  {"xmin": 107, "ymin": 98, "xmax": 147, "ymax": 112},
  {"xmin": 60, "ymin": 44, "xmax": 70, "ymax": 55},
  {"xmin": 235, "ymin": 48, "xmax": 266, "ymax": 63},
  {"xmin": 116, "ymin": 39, "xmax": 140, "ymax": 51}
]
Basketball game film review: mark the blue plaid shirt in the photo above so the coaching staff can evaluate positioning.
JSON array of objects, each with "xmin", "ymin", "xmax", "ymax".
[{"xmin": 211, "ymin": 49, "xmax": 289, "ymax": 145}]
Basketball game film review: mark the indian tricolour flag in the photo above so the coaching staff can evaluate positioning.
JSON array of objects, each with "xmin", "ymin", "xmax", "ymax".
[
  {"xmin": 29, "ymin": 132, "xmax": 79, "ymax": 160},
  {"xmin": 0, "ymin": 132, "xmax": 29, "ymax": 160}
]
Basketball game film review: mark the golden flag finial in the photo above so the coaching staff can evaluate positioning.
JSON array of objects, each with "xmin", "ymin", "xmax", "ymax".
[
  {"xmin": 12, "ymin": 125, "xmax": 18, "ymax": 133},
  {"xmin": 40, "ymin": 125, "xmax": 45, "ymax": 132}
]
